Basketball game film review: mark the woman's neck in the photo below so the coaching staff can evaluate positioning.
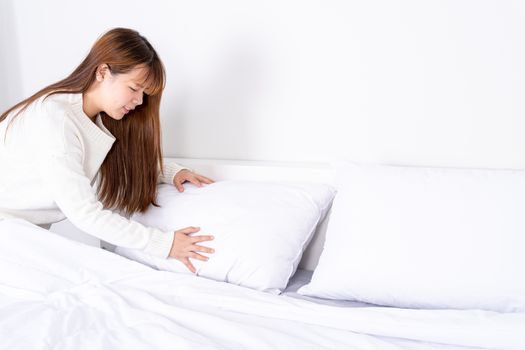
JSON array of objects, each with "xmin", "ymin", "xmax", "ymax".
[{"xmin": 82, "ymin": 90, "xmax": 101, "ymax": 121}]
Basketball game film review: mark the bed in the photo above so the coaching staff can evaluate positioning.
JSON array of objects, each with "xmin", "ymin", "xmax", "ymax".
[{"xmin": 1, "ymin": 158, "xmax": 523, "ymax": 350}]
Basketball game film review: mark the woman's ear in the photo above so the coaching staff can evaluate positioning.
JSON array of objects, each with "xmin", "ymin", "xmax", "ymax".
[{"xmin": 96, "ymin": 64, "xmax": 110, "ymax": 82}]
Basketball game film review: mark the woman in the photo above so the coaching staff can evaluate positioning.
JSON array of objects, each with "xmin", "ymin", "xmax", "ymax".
[{"xmin": 0, "ymin": 27, "xmax": 214, "ymax": 274}]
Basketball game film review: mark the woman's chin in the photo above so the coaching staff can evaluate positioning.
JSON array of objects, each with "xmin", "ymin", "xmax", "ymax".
[{"xmin": 106, "ymin": 112, "xmax": 125, "ymax": 121}]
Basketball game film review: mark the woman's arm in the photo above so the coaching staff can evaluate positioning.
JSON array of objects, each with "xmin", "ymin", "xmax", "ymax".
[
  {"xmin": 41, "ymin": 117, "xmax": 173, "ymax": 258},
  {"xmin": 158, "ymin": 160, "xmax": 215, "ymax": 192},
  {"xmin": 157, "ymin": 161, "xmax": 192, "ymax": 185}
]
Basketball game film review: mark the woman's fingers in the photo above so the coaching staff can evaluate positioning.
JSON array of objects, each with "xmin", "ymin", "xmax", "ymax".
[
  {"xmin": 171, "ymin": 227, "xmax": 215, "ymax": 271},
  {"xmin": 197, "ymin": 175, "xmax": 214, "ymax": 184},
  {"xmin": 174, "ymin": 170, "xmax": 214, "ymax": 190},
  {"xmin": 177, "ymin": 228, "xmax": 213, "ymax": 242},
  {"xmin": 178, "ymin": 226, "xmax": 201, "ymax": 234},
  {"xmin": 175, "ymin": 182, "xmax": 184, "ymax": 193},
  {"xmin": 184, "ymin": 243, "xmax": 214, "ymax": 254},
  {"xmin": 190, "ymin": 244, "xmax": 215, "ymax": 254},
  {"xmin": 191, "ymin": 235, "xmax": 214, "ymax": 243},
  {"xmin": 182, "ymin": 257, "xmax": 196, "ymax": 274},
  {"xmin": 187, "ymin": 174, "xmax": 215, "ymax": 187},
  {"xmin": 188, "ymin": 177, "xmax": 204, "ymax": 187},
  {"xmin": 189, "ymin": 252, "xmax": 209, "ymax": 261}
]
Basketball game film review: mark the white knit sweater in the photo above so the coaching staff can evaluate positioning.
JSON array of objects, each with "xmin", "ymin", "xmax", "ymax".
[{"xmin": 0, "ymin": 93, "xmax": 187, "ymax": 258}]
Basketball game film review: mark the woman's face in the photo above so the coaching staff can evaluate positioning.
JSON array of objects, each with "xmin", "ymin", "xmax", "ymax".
[{"xmin": 98, "ymin": 65, "xmax": 150, "ymax": 120}]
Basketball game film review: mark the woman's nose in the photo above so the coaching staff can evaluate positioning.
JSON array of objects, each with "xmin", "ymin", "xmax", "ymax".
[{"xmin": 133, "ymin": 93, "xmax": 143, "ymax": 106}]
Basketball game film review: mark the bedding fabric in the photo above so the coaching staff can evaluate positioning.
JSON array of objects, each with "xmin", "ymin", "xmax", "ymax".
[
  {"xmin": 299, "ymin": 161, "xmax": 525, "ymax": 312},
  {"xmin": 283, "ymin": 269, "xmax": 377, "ymax": 308},
  {"xmin": 1, "ymin": 218, "xmax": 524, "ymax": 350},
  {"xmin": 115, "ymin": 180, "xmax": 336, "ymax": 293}
]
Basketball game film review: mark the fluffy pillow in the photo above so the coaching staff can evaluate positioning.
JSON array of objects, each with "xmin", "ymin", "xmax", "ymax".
[
  {"xmin": 298, "ymin": 161, "xmax": 525, "ymax": 312},
  {"xmin": 115, "ymin": 180, "xmax": 336, "ymax": 294}
]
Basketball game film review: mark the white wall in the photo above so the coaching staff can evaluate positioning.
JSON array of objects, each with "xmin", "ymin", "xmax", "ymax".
[
  {"xmin": 5, "ymin": 0, "xmax": 525, "ymax": 169},
  {"xmin": 0, "ymin": 0, "xmax": 22, "ymax": 112}
]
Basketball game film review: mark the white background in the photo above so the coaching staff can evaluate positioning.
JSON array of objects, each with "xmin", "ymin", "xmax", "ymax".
[
  {"xmin": 2, "ymin": 0, "xmax": 524, "ymax": 169},
  {"xmin": 1, "ymin": 0, "xmax": 525, "ymax": 244}
]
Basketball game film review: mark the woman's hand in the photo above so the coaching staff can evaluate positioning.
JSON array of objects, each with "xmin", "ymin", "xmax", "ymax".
[
  {"xmin": 169, "ymin": 226, "xmax": 215, "ymax": 273},
  {"xmin": 173, "ymin": 169, "xmax": 214, "ymax": 192}
]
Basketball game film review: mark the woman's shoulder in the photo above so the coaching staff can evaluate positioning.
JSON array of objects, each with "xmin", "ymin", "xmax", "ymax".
[
  {"xmin": 30, "ymin": 93, "xmax": 85, "ymax": 134},
  {"xmin": 2, "ymin": 93, "xmax": 81, "ymax": 153},
  {"xmin": 40, "ymin": 92, "xmax": 82, "ymax": 116},
  {"xmin": 25, "ymin": 93, "xmax": 82, "ymax": 139}
]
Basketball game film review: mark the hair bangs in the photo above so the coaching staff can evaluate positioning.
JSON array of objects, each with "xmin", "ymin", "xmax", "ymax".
[{"xmin": 139, "ymin": 61, "xmax": 165, "ymax": 96}]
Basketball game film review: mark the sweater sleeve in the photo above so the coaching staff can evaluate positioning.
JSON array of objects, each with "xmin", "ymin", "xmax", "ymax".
[
  {"xmin": 157, "ymin": 160, "xmax": 193, "ymax": 185},
  {"xmin": 41, "ymin": 118, "xmax": 174, "ymax": 258}
]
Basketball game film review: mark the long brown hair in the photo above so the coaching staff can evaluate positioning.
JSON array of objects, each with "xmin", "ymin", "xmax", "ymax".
[{"xmin": 0, "ymin": 28, "xmax": 166, "ymax": 215}]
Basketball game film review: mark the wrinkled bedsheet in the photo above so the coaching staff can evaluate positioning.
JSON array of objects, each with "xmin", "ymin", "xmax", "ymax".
[{"xmin": 1, "ymin": 219, "xmax": 523, "ymax": 350}]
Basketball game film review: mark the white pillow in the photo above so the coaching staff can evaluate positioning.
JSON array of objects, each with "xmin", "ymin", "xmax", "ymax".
[
  {"xmin": 298, "ymin": 161, "xmax": 525, "ymax": 312},
  {"xmin": 115, "ymin": 180, "xmax": 335, "ymax": 294}
]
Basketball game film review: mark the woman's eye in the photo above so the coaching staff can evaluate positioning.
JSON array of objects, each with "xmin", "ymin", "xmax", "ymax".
[{"xmin": 129, "ymin": 87, "xmax": 137, "ymax": 92}]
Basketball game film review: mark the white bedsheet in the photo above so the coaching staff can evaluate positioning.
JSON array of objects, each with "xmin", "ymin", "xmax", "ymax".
[
  {"xmin": 0, "ymin": 218, "xmax": 523, "ymax": 350},
  {"xmin": 283, "ymin": 269, "xmax": 377, "ymax": 307}
]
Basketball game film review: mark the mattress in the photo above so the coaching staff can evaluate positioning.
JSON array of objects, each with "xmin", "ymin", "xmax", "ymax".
[{"xmin": 1, "ymin": 218, "xmax": 522, "ymax": 350}]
